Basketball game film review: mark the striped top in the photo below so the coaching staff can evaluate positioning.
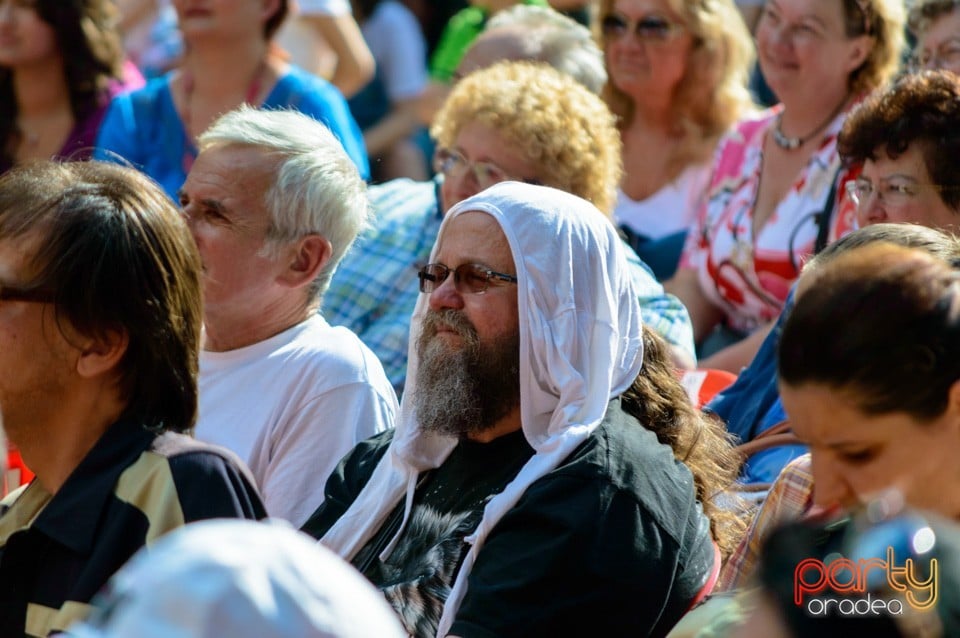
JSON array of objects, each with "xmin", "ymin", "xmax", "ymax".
[{"xmin": 0, "ymin": 420, "xmax": 265, "ymax": 637}]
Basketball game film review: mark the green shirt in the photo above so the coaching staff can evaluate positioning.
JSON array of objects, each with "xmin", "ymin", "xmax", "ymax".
[{"xmin": 428, "ymin": 0, "xmax": 550, "ymax": 83}]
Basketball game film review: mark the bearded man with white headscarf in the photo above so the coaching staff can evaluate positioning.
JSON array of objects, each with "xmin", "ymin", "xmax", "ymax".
[{"xmin": 302, "ymin": 182, "xmax": 716, "ymax": 638}]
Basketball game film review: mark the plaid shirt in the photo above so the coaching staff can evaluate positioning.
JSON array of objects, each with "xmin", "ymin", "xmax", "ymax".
[
  {"xmin": 717, "ymin": 454, "xmax": 815, "ymax": 591},
  {"xmin": 323, "ymin": 177, "xmax": 697, "ymax": 394}
]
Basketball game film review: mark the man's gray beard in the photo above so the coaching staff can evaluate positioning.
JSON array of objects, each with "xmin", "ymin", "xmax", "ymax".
[{"xmin": 413, "ymin": 309, "xmax": 521, "ymax": 438}]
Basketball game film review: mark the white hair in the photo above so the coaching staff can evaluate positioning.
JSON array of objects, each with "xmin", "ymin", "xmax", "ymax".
[
  {"xmin": 198, "ymin": 105, "xmax": 369, "ymax": 301},
  {"xmin": 485, "ymin": 5, "xmax": 606, "ymax": 94}
]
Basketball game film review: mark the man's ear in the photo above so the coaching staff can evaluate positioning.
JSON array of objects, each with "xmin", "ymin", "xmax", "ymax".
[
  {"xmin": 76, "ymin": 328, "xmax": 129, "ymax": 379},
  {"xmin": 277, "ymin": 234, "xmax": 332, "ymax": 289}
]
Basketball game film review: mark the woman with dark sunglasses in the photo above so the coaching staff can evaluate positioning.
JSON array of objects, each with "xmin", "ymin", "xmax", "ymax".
[
  {"xmin": 664, "ymin": 0, "xmax": 904, "ymax": 374},
  {"xmin": 595, "ymin": 0, "xmax": 755, "ymax": 282}
]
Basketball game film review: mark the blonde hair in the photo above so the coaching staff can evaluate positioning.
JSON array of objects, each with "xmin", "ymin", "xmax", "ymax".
[
  {"xmin": 431, "ymin": 61, "xmax": 622, "ymax": 216},
  {"xmin": 847, "ymin": 0, "xmax": 906, "ymax": 95},
  {"xmin": 595, "ymin": 0, "xmax": 756, "ymax": 175}
]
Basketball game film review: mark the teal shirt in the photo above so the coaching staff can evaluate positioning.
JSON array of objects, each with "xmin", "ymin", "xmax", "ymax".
[{"xmin": 428, "ymin": 0, "xmax": 549, "ymax": 83}]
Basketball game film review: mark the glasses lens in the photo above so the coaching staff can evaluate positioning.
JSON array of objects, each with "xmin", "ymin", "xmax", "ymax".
[
  {"xmin": 418, "ymin": 264, "xmax": 449, "ymax": 293},
  {"xmin": 473, "ymin": 162, "xmax": 509, "ymax": 190},
  {"xmin": 637, "ymin": 17, "xmax": 673, "ymax": 39},
  {"xmin": 884, "ymin": 182, "xmax": 917, "ymax": 208},
  {"xmin": 456, "ymin": 264, "xmax": 491, "ymax": 294},
  {"xmin": 433, "ymin": 148, "xmax": 464, "ymax": 177},
  {"xmin": 601, "ymin": 15, "xmax": 627, "ymax": 38},
  {"xmin": 848, "ymin": 180, "xmax": 870, "ymax": 206}
]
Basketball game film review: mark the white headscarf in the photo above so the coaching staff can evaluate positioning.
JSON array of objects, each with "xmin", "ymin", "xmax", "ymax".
[{"xmin": 321, "ymin": 182, "xmax": 644, "ymax": 636}]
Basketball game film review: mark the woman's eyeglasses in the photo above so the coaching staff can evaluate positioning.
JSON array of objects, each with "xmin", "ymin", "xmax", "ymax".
[
  {"xmin": 433, "ymin": 147, "xmax": 540, "ymax": 191},
  {"xmin": 845, "ymin": 178, "xmax": 958, "ymax": 209},
  {"xmin": 908, "ymin": 38, "xmax": 960, "ymax": 73},
  {"xmin": 418, "ymin": 263, "xmax": 517, "ymax": 295},
  {"xmin": 600, "ymin": 14, "xmax": 685, "ymax": 42}
]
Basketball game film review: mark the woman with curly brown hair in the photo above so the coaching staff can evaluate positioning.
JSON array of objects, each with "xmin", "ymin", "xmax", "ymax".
[
  {"xmin": 0, "ymin": 0, "xmax": 139, "ymax": 173},
  {"xmin": 839, "ymin": 69, "xmax": 960, "ymax": 230},
  {"xmin": 596, "ymin": 0, "xmax": 756, "ymax": 280}
]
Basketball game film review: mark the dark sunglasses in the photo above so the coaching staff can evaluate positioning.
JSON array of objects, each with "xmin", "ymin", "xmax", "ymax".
[
  {"xmin": 418, "ymin": 263, "xmax": 517, "ymax": 295},
  {"xmin": 601, "ymin": 14, "xmax": 684, "ymax": 41}
]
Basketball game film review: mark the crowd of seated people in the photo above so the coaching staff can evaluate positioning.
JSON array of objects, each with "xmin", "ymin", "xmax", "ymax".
[{"xmin": 2, "ymin": 0, "xmax": 960, "ymax": 636}]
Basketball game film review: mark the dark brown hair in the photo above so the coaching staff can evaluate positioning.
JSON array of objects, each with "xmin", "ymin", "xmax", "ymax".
[
  {"xmin": 837, "ymin": 70, "xmax": 960, "ymax": 212},
  {"xmin": 780, "ymin": 243, "xmax": 960, "ymax": 421},
  {"xmin": 0, "ymin": 161, "xmax": 203, "ymax": 433}
]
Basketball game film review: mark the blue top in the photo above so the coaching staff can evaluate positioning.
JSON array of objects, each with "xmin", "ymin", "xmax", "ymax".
[
  {"xmin": 94, "ymin": 65, "xmax": 369, "ymax": 199},
  {"xmin": 705, "ymin": 287, "xmax": 808, "ymax": 485}
]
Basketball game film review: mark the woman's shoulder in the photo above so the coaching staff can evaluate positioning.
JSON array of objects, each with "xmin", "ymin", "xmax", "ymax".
[{"xmin": 270, "ymin": 65, "xmax": 347, "ymax": 107}]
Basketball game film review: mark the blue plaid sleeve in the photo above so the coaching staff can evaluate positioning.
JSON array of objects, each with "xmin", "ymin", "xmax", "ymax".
[
  {"xmin": 323, "ymin": 178, "xmax": 442, "ymax": 394},
  {"xmin": 623, "ymin": 241, "xmax": 697, "ymax": 364}
]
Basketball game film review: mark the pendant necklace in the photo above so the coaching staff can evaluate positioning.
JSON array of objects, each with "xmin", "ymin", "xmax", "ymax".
[{"xmin": 772, "ymin": 97, "xmax": 850, "ymax": 151}]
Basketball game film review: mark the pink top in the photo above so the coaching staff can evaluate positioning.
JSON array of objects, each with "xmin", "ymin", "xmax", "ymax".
[{"xmin": 679, "ymin": 106, "xmax": 856, "ymax": 334}]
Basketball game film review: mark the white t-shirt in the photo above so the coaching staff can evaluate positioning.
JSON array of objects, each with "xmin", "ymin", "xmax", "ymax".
[
  {"xmin": 614, "ymin": 162, "xmax": 712, "ymax": 240},
  {"xmin": 297, "ymin": 0, "xmax": 351, "ymax": 16},
  {"xmin": 195, "ymin": 315, "xmax": 398, "ymax": 527},
  {"xmin": 361, "ymin": 0, "xmax": 427, "ymax": 101}
]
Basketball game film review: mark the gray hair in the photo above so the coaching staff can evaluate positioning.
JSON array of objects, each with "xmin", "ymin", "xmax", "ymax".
[
  {"xmin": 198, "ymin": 105, "xmax": 369, "ymax": 302},
  {"xmin": 485, "ymin": 5, "xmax": 606, "ymax": 94}
]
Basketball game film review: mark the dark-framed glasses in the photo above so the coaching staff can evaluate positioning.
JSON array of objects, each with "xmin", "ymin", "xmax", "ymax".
[
  {"xmin": 0, "ymin": 284, "xmax": 54, "ymax": 304},
  {"xmin": 845, "ymin": 178, "xmax": 958, "ymax": 209},
  {"xmin": 418, "ymin": 263, "xmax": 517, "ymax": 295},
  {"xmin": 600, "ymin": 13, "xmax": 684, "ymax": 42}
]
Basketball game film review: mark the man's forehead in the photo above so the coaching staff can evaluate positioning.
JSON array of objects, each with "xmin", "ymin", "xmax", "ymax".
[
  {"xmin": 437, "ymin": 211, "xmax": 514, "ymax": 266},
  {"xmin": 183, "ymin": 146, "xmax": 275, "ymax": 211}
]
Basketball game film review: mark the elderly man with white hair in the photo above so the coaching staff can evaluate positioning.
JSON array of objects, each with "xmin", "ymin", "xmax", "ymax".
[
  {"xmin": 303, "ymin": 182, "xmax": 715, "ymax": 638},
  {"xmin": 179, "ymin": 106, "xmax": 398, "ymax": 527}
]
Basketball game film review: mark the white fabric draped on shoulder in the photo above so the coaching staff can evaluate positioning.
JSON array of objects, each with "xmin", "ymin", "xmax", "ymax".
[{"xmin": 320, "ymin": 181, "xmax": 644, "ymax": 636}]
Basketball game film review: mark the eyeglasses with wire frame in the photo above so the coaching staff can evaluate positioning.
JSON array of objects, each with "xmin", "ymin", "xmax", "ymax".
[
  {"xmin": 418, "ymin": 263, "xmax": 518, "ymax": 295},
  {"xmin": 433, "ymin": 147, "xmax": 542, "ymax": 191},
  {"xmin": 845, "ymin": 178, "xmax": 960, "ymax": 209},
  {"xmin": 907, "ymin": 38, "xmax": 960, "ymax": 73}
]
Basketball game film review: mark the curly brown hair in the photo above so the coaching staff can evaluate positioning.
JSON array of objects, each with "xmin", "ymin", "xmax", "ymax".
[
  {"xmin": 431, "ymin": 61, "xmax": 621, "ymax": 216},
  {"xmin": 620, "ymin": 325, "xmax": 747, "ymax": 560},
  {"xmin": 837, "ymin": 70, "xmax": 960, "ymax": 212}
]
